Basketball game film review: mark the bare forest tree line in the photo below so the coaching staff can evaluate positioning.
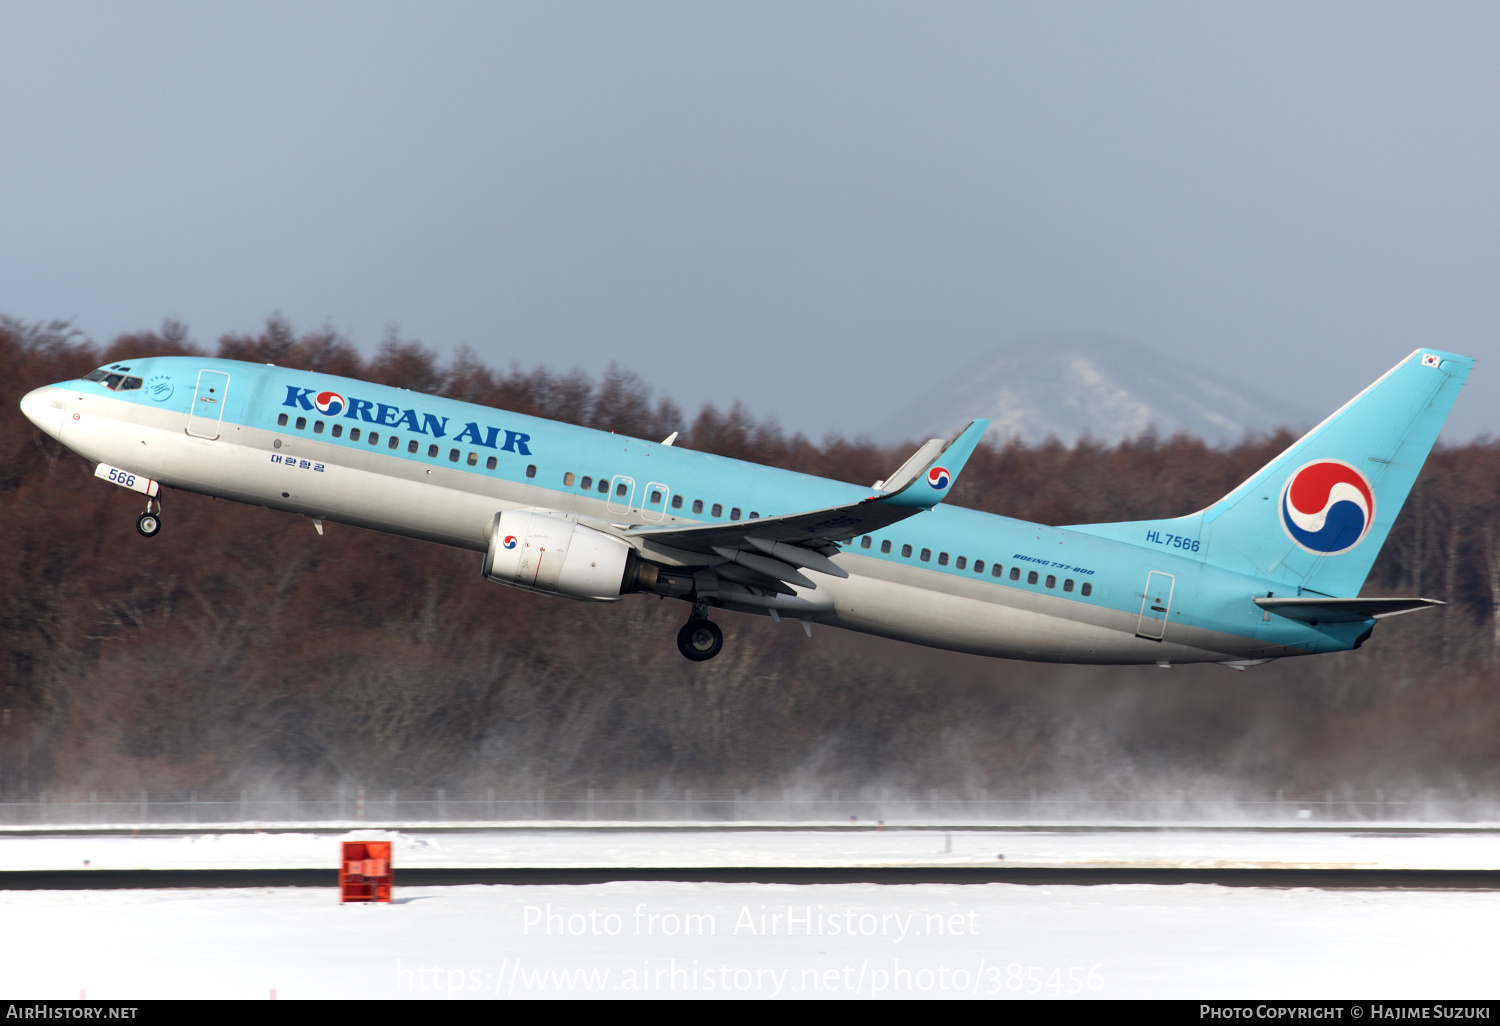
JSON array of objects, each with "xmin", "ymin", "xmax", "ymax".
[{"xmin": 2, "ymin": 315, "xmax": 1498, "ymax": 800}]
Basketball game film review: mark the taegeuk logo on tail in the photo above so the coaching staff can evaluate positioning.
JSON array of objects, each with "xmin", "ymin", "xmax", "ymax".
[{"xmin": 1279, "ymin": 459, "xmax": 1375, "ymax": 556}]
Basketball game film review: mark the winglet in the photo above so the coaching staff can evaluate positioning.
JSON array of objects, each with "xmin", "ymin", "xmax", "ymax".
[{"xmin": 878, "ymin": 419, "xmax": 989, "ymax": 508}]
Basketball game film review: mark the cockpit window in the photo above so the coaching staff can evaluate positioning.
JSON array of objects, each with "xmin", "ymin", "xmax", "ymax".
[{"xmin": 85, "ymin": 369, "xmax": 143, "ymax": 391}]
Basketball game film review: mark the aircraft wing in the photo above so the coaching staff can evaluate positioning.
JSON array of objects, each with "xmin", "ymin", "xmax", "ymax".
[{"xmin": 624, "ymin": 420, "xmax": 988, "ymax": 588}]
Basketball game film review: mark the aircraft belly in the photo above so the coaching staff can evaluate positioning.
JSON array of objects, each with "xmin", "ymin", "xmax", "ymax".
[
  {"xmin": 825, "ymin": 556, "xmax": 1284, "ymax": 665},
  {"xmin": 217, "ymin": 450, "xmax": 497, "ymax": 549},
  {"xmin": 80, "ymin": 404, "xmax": 513, "ymax": 550},
  {"xmin": 219, "ymin": 426, "xmax": 512, "ymax": 549}
]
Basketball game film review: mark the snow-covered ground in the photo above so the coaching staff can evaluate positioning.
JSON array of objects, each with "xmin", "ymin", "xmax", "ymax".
[
  {"xmin": 1, "ymin": 825, "xmax": 1498, "ymax": 871},
  {"xmin": 1, "ymin": 882, "xmax": 1496, "ymax": 999},
  {"xmin": 1, "ymin": 827, "xmax": 1497, "ymax": 999}
]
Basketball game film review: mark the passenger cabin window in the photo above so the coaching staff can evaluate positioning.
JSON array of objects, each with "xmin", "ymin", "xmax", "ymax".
[
  {"xmin": 710, "ymin": 503, "xmax": 723, "ymax": 517},
  {"xmin": 389, "ymin": 436, "xmax": 399, "ymax": 450},
  {"xmin": 564, "ymin": 472, "xmax": 576, "ymax": 486},
  {"xmin": 974, "ymin": 560, "xmax": 984, "ymax": 573},
  {"xmin": 467, "ymin": 452, "xmax": 478, "ymax": 466},
  {"xmin": 729, "ymin": 507, "xmax": 741, "ymax": 521},
  {"xmin": 861, "ymin": 537, "xmax": 871, "ymax": 549},
  {"xmin": 598, "ymin": 479, "xmax": 609, "ymax": 494},
  {"xmin": 920, "ymin": 548, "xmax": 931, "ymax": 562},
  {"xmin": 487, "ymin": 456, "xmax": 498, "ymax": 470},
  {"xmin": 408, "ymin": 439, "xmax": 418, "ymax": 453},
  {"xmin": 368, "ymin": 432, "xmax": 379, "ymax": 445},
  {"xmin": 295, "ymin": 417, "xmax": 306, "ymax": 430},
  {"xmin": 277, "ymin": 413, "xmax": 288, "ymax": 426},
  {"xmin": 901, "ymin": 544, "xmax": 912, "ymax": 558},
  {"xmin": 427, "ymin": 444, "xmax": 438, "ymax": 457},
  {"xmin": 580, "ymin": 475, "xmax": 592, "ymax": 489},
  {"xmin": 526, "ymin": 465, "xmax": 537, "ymax": 478},
  {"xmin": 1045, "ymin": 575, "xmax": 1056, "ymax": 588},
  {"xmin": 350, "ymin": 428, "xmax": 361, "ymax": 441},
  {"xmin": 881, "ymin": 540, "xmax": 892, "ymax": 554},
  {"xmin": 448, "ymin": 449, "xmax": 459, "ymax": 462},
  {"xmin": 314, "ymin": 421, "xmax": 325, "ymax": 434},
  {"xmin": 1081, "ymin": 582, "xmax": 1093, "ymax": 596},
  {"xmin": 1027, "ymin": 571, "xmax": 1039, "ymax": 584},
  {"xmin": 937, "ymin": 552, "xmax": 949, "ymax": 566},
  {"xmin": 954, "ymin": 555, "xmax": 965, "ymax": 569},
  {"xmin": 749, "ymin": 511, "xmax": 759, "ymax": 519},
  {"xmin": 990, "ymin": 564, "xmax": 1001, "ymax": 577},
  {"xmin": 671, "ymin": 495, "xmax": 683, "ymax": 509},
  {"xmin": 1063, "ymin": 578, "xmax": 1074, "ymax": 592},
  {"xmin": 692, "ymin": 500, "xmax": 704, "ymax": 513},
  {"xmin": 332, "ymin": 424, "xmax": 343, "ymax": 438}
]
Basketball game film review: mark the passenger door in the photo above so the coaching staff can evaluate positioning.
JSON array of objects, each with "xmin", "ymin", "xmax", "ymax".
[{"xmin": 186, "ymin": 370, "xmax": 230, "ymax": 439}]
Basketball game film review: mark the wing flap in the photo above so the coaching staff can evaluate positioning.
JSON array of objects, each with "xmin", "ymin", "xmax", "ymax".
[{"xmin": 712, "ymin": 546, "xmax": 816, "ymax": 589}]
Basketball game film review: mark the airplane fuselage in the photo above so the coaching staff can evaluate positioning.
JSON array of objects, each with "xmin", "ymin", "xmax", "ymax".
[{"xmin": 20, "ymin": 356, "xmax": 1385, "ymax": 667}]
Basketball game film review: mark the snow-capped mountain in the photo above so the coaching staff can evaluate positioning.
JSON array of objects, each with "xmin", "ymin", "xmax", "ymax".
[{"xmin": 875, "ymin": 332, "xmax": 1316, "ymax": 446}]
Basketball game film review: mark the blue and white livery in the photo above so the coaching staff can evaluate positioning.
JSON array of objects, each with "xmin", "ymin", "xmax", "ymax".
[{"xmin": 19, "ymin": 349, "xmax": 1473, "ymax": 664}]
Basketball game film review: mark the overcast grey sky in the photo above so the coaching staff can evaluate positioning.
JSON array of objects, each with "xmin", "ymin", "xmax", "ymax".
[{"xmin": 2, "ymin": 2, "xmax": 1496, "ymax": 440}]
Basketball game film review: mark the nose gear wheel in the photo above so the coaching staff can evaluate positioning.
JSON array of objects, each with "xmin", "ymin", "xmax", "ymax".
[{"xmin": 136, "ymin": 495, "xmax": 162, "ymax": 537}]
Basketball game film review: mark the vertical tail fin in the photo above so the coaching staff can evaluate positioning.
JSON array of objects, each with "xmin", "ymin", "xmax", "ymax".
[{"xmin": 1070, "ymin": 350, "xmax": 1474, "ymax": 596}]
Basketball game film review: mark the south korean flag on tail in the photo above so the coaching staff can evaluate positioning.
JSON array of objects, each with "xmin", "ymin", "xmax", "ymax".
[{"xmin": 1422, "ymin": 353, "xmax": 1441, "ymax": 368}]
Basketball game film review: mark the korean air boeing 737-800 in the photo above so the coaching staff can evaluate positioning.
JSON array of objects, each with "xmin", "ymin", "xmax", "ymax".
[{"xmin": 19, "ymin": 349, "xmax": 1472, "ymax": 665}]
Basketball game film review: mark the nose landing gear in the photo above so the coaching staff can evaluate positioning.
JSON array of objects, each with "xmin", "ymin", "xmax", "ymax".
[{"xmin": 136, "ymin": 497, "xmax": 162, "ymax": 537}]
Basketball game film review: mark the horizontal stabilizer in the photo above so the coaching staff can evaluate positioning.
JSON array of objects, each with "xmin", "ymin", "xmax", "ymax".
[{"xmin": 1253, "ymin": 596, "xmax": 1445, "ymax": 623}]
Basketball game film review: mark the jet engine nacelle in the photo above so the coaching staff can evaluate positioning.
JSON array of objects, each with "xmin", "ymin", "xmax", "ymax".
[{"xmin": 482, "ymin": 510, "xmax": 637, "ymax": 601}]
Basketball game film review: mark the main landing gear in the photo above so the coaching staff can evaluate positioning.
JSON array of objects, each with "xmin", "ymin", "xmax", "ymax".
[
  {"xmin": 676, "ymin": 598, "xmax": 723, "ymax": 661},
  {"xmin": 677, "ymin": 619, "xmax": 723, "ymax": 661},
  {"xmin": 136, "ymin": 497, "xmax": 162, "ymax": 537}
]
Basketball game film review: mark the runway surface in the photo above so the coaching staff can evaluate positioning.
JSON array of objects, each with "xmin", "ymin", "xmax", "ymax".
[{"xmin": 4, "ymin": 822, "xmax": 1498, "ymax": 873}]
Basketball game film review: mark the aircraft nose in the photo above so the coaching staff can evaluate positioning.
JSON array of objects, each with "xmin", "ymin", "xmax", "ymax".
[{"xmin": 19, "ymin": 385, "xmax": 66, "ymax": 441}]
